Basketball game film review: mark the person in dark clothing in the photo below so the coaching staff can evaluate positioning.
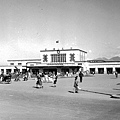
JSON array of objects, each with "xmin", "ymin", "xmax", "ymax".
[
  {"xmin": 74, "ymin": 76, "xmax": 79, "ymax": 93},
  {"xmin": 1, "ymin": 71, "xmax": 5, "ymax": 82},
  {"xmin": 23, "ymin": 73, "xmax": 28, "ymax": 81},
  {"xmin": 14, "ymin": 72, "xmax": 20, "ymax": 81},
  {"xmin": 53, "ymin": 74, "xmax": 58, "ymax": 87},
  {"xmin": 36, "ymin": 73, "xmax": 43, "ymax": 88},
  {"xmin": 115, "ymin": 71, "xmax": 118, "ymax": 78},
  {"xmin": 79, "ymin": 71, "xmax": 83, "ymax": 83}
]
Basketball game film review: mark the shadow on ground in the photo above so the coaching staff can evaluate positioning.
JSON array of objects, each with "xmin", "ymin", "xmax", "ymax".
[{"xmin": 68, "ymin": 89, "xmax": 120, "ymax": 99}]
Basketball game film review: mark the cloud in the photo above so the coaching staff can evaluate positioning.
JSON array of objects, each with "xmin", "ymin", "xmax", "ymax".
[
  {"xmin": 117, "ymin": 46, "xmax": 120, "ymax": 49},
  {"xmin": 18, "ymin": 40, "xmax": 40, "ymax": 52},
  {"xmin": 0, "ymin": 43, "xmax": 18, "ymax": 64},
  {"xmin": 88, "ymin": 50, "xmax": 92, "ymax": 53}
]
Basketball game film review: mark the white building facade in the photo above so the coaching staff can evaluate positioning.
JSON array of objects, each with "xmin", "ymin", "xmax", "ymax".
[
  {"xmin": 1, "ymin": 48, "xmax": 120, "ymax": 75},
  {"xmin": 26, "ymin": 48, "xmax": 87, "ymax": 75},
  {"xmin": 1, "ymin": 59, "xmax": 41, "ymax": 74},
  {"xmin": 87, "ymin": 60, "xmax": 120, "ymax": 74}
]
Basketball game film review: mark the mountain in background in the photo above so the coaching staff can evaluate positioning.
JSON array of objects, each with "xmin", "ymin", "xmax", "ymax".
[
  {"xmin": 94, "ymin": 57, "xmax": 108, "ymax": 61},
  {"xmin": 94, "ymin": 56, "xmax": 120, "ymax": 61},
  {"xmin": 109, "ymin": 56, "xmax": 120, "ymax": 61}
]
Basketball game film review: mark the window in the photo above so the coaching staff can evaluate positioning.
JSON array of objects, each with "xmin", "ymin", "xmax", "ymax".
[
  {"xmin": 10, "ymin": 63, "xmax": 14, "ymax": 65},
  {"xmin": 51, "ymin": 54, "xmax": 66, "ymax": 62},
  {"xmin": 18, "ymin": 63, "xmax": 22, "ymax": 65},
  {"xmin": 30, "ymin": 64, "xmax": 34, "ymax": 66}
]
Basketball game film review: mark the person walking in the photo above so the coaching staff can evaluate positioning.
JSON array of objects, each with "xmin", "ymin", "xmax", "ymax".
[
  {"xmin": 53, "ymin": 74, "xmax": 58, "ymax": 87},
  {"xmin": 14, "ymin": 71, "xmax": 20, "ymax": 81},
  {"xmin": 36, "ymin": 73, "xmax": 43, "ymax": 88},
  {"xmin": 23, "ymin": 73, "xmax": 28, "ymax": 81},
  {"xmin": 74, "ymin": 76, "xmax": 79, "ymax": 93},
  {"xmin": 115, "ymin": 71, "xmax": 118, "ymax": 78},
  {"xmin": 0, "ymin": 71, "xmax": 4, "ymax": 82},
  {"xmin": 79, "ymin": 71, "xmax": 83, "ymax": 83}
]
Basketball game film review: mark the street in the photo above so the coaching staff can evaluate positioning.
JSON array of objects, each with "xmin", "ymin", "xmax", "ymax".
[{"xmin": 0, "ymin": 74, "xmax": 120, "ymax": 120}]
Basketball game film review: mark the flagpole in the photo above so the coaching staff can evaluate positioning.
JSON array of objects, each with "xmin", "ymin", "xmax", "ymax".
[
  {"xmin": 55, "ymin": 40, "xmax": 59, "ymax": 50},
  {"xmin": 55, "ymin": 40, "xmax": 60, "ymax": 63}
]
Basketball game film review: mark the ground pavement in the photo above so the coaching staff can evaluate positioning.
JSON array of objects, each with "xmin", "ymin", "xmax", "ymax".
[{"xmin": 0, "ymin": 74, "xmax": 120, "ymax": 120}]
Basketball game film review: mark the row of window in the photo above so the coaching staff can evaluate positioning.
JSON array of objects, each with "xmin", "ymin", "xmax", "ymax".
[
  {"xmin": 90, "ymin": 67, "xmax": 120, "ymax": 74},
  {"xmin": 1, "ymin": 69, "xmax": 26, "ymax": 73},
  {"xmin": 51, "ymin": 54, "xmax": 67, "ymax": 62},
  {"xmin": 43, "ymin": 53, "xmax": 75, "ymax": 62},
  {"xmin": 10, "ymin": 63, "xmax": 22, "ymax": 65}
]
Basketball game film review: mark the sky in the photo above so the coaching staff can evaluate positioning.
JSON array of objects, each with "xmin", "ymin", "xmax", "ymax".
[{"xmin": 0, "ymin": 0, "xmax": 120, "ymax": 64}]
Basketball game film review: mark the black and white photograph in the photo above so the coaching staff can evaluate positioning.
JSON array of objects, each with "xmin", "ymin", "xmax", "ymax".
[{"xmin": 0, "ymin": 0, "xmax": 120, "ymax": 120}]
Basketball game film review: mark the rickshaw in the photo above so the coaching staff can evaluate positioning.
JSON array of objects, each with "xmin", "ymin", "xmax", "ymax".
[{"xmin": 0, "ymin": 74, "xmax": 12, "ymax": 84}]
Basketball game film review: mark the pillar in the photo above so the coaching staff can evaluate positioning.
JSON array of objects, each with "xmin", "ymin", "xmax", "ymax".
[{"xmin": 104, "ymin": 67, "xmax": 107, "ymax": 74}]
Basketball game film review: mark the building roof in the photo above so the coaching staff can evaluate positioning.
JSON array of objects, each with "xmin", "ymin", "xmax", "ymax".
[
  {"xmin": 7, "ymin": 59, "xmax": 41, "ymax": 62},
  {"xmin": 87, "ymin": 60, "xmax": 120, "ymax": 63},
  {"xmin": 40, "ymin": 48, "xmax": 87, "ymax": 53}
]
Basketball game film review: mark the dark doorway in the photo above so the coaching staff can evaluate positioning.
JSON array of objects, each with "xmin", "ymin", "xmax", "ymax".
[
  {"xmin": 106, "ymin": 68, "xmax": 113, "ymax": 74},
  {"xmin": 43, "ymin": 68, "xmax": 57, "ymax": 75},
  {"xmin": 98, "ymin": 68, "xmax": 104, "ymax": 74},
  {"xmin": 90, "ymin": 68, "xmax": 95, "ymax": 74},
  {"xmin": 61, "ymin": 68, "xmax": 69, "ymax": 75},
  {"xmin": 31, "ymin": 69, "xmax": 39, "ymax": 75},
  {"xmin": 14, "ymin": 69, "xmax": 20, "ymax": 73},
  {"xmin": 6, "ymin": 69, "xmax": 11, "ymax": 74},
  {"xmin": 115, "ymin": 68, "xmax": 120, "ymax": 74},
  {"xmin": 22, "ymin": 69, "xmax": 27, "ymax": 74}
]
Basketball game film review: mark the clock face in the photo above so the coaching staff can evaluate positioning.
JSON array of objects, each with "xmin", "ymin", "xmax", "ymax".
[{"xmin": 57, "ymin": 50, "xmax": 60, "ymax": 54}]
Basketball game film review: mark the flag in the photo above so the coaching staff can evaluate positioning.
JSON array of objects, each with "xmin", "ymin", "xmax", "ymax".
[{"xmin": 56, "ymin": 40, "xmax": 59, "ymax": 43}]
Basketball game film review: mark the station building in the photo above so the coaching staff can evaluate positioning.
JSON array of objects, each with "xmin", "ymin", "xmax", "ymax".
[
  {"xmin": 26, "ymin": 48, "xmax": 87, "ymax": 75},
  {"xmin": 2, "ymin": 48, "xmax": 87, "ymax": 75},
  {"xmin": 1, "ymin": 48, "xmax": 120, "ymax": 75}
]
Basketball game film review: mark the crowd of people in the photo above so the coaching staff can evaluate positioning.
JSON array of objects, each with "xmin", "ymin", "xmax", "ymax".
[
  {"xmin": 0, "ymin": 71, "xmax": 12, "ymax": 83},
  {"xmin": 0, "ymin": 69, "xmax": 119, "ymax": 94},
  {"xmin": 0, "ymin": 70, "xmax": 58, "ymax": 88},
  {"xmin": 36, "ymin": 72, "xmax": 58, "ymax": 88}
]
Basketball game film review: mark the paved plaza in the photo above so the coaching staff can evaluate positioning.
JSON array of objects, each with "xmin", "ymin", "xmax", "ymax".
[{"xmin": 0, "ymin": 74, "xmax": 120, "ymax": 120}]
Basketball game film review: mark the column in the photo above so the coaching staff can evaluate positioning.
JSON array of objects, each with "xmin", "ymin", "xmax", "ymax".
[
  {"xmin": 95, "ymin": 67, "xmax": 98, "ymax": 74},
  {"xmin": 104, "ymin": 67, "xmax": 107, "ymax": 74},
  {"xmin": 113, "ymin": 67, "xmax": 115, "ymax": 72}
]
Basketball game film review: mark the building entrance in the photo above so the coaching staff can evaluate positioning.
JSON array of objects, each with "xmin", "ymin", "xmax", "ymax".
[
  {"xmin": 90, "ymin": 68, "xmax": 95, "ymax": 74},
  {"xmin": 43, "ymin": 68, "xmax": 57, "ymax": 75},
  {"xmin": 61, "ymin": 68, "xmax": 69, "ymax": 73},
  {"xmin": 106, "ymin": 68, "xmax": 113, "ymax": 74},
  {"xmin": 31, "ymin": 69, "xmax": 39, "ymax": 75},
  {"xmin": 6, "ymin": 69, "xmax": 11, "ymax": 74},
  {"xmin": 98, "ymin": 68, "xmax": 104, "ymax": 74},
  {"xmin": 115, "ymin": 68, "xmax": 120, "ymax": 74}
]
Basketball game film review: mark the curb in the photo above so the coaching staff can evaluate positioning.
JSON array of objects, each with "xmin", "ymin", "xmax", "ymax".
[{"xmin": 110, "ymin": 94, "xmax": 120, "ymax": 99}]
